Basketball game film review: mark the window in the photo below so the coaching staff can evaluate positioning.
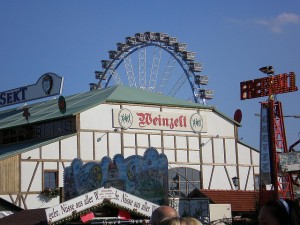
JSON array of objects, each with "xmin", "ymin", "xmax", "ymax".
[
  {"xmin": 44, "ymin": 170, "xmax": 58, "ymax": 189},
  {"xmin": 169, "ymin": 167, "xmax": 201, "ymax": 197}
]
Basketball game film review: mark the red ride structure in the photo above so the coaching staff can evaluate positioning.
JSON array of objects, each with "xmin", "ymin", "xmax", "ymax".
[
  {"xmin": 260, "ymin": 100, "xmax": 294, "ymax": 203},
  {"xmin": 240, "ymin": 66, "xmax": 298, "ymax": 206}
]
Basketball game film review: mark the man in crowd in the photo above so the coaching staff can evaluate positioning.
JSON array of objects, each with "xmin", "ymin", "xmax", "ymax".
[{"xmin": 149, "ymin": 206, "xmax": 179, "ymax": 225}]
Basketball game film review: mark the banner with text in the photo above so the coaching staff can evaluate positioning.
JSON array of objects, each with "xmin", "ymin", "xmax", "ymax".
[
  {"xmin": 0, "ymin": 73, "xmax": 63, "ymax": 108},
  {"xmin": 45, "ymin": 187, "xmax": 159, "ymax": 224},
  {"xmin": 113, "ymin": 108, "xmax": 207, "ymax": 133}
]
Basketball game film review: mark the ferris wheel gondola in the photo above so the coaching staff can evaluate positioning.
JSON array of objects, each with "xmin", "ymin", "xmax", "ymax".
[{"xmin": 91, "ymin": 32, "xmax": 213, "ymax": 104}]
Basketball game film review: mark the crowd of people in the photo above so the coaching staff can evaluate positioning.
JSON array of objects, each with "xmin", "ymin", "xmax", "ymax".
[
  {"xmin": 147, "ymin": 205, "xmax": 203, "ymax": 225},
  {"xmin": 148, "ymin": 198, "xmax": 300, "ymax": 225}
]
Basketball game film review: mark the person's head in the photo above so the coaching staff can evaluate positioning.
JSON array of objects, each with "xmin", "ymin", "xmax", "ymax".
[
  {"xmin": 181, "ymin": 217, "xmax": 203, "ymax": 225},
  {"xmin": 159, "ymin": 217, "xmax": 202, "ymax": 225},
  {"xmin": 258, "ymin": 198, "xmax": 299, "ymax": 225},
  {"xmin": 150, "ymin": 206, "xmax": 179, "ymax": 225},
  {"xmin": 159, "ymin": 217, "xmax": 182, "ymax": 225}
]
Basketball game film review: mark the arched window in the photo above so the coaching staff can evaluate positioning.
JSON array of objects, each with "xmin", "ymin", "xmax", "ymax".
[{"xmin": 168, "ymin": 167, "xmax": 201, "ymax": 198}]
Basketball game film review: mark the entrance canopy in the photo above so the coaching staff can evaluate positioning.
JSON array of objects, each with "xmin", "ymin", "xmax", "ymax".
[{"xmin": 45, "ymin": 187, "xmax": 159, "ymax": 225}]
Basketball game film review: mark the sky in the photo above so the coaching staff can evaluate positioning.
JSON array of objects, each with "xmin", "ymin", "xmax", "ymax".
[{"xmin": 0, "ymin": 0, "xmax": 300, "ymax": 150}]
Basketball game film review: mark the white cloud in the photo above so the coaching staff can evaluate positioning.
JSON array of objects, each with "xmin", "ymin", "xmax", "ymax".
[{"xmin": 254, "ymin": 12, "xmax": 300, "ymax": 33}]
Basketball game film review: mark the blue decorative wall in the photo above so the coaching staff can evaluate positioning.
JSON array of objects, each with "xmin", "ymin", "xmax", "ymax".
[{"xmin": 64, "ymin": 147, "xmax": 168, "ymax": 204}]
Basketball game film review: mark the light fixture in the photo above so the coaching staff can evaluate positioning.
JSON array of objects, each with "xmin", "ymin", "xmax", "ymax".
[
  {"xmin": 200, "ymin": 135, "xmax": 219, "ymax": 147},
  {"xmin": 97, "ymin": 130, "xmax": 120, "ymax": 142},
  {"xmin": 97, "ymin": 133, "xmax": 107, "ymax": 142},
  {"xmin": 231, "ymin": 176, "xmax": 239, "ymax": 190},
  {"xmin": 259, "ymin": 66, "xmax": 274, "ymax": 75}
]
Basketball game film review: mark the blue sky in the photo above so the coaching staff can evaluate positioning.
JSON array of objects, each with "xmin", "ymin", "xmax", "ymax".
[{"xmin": 0, "ymin": 1, "xmax": 300, "ymax": 150}]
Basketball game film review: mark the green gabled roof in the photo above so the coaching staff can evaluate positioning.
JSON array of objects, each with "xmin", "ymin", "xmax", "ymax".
[
  {"xmin": 106, "ymin": 85, "xmax": 209, "ymax": 108},
  {"xmin": 0, "ymin": 85, "xmax": 240, "ymax": 130}
]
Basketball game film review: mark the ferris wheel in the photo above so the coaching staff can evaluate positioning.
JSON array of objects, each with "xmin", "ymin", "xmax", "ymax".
[{"xmin": 90, "ymin": 32, "xmax": 213, "ymax": 104}]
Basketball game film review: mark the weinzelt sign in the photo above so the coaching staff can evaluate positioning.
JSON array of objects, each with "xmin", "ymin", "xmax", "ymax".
[
  {"xmin": 0, "ymin": 72, "xmax": 64, "ymax": 108},
  {"xmin": 113, "ymin": 108, "xmax": 207, "ymax": 133}
]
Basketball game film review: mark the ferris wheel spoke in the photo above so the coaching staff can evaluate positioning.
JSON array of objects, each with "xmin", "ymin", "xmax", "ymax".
[
  {"xmin": 148, "ymin": 46, "xmax": 162, "ymax": 92},
  {"xmin": 124, "ymin": 55, "xmax": 137, "ymax": 87},
  {"xmin": 109, "ymin": 68, "xmax": 123, "ymax": 86},
  {"xmin": 168, "ymin": 73, "xmax": 188, "ymax": 97},
  {"xmin": 138, "ymin": 48, "xmax": 146, "ymax": 90},
  {"xmin": 157, "ymin": 56, "xmax": 176, "ymax": 94}
]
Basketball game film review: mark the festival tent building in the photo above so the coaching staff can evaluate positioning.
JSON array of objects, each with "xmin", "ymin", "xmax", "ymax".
[{"xmin": 0, "ymin": 85, "xmax": 259, "ymax": 223}]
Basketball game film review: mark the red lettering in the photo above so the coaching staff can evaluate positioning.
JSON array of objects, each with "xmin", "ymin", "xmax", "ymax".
[
  {"xmin": 240, "ymin": 72, "xmax": 298, "ymax": 100},
  {"xmin": 136, "ymin": 113, "xmax": 146, "ymax": 127},
  {"xmin": 145, "ymin": 113, "xmax": 152, "ymax": 125},
  {"xmin": 240, "ymin": 81, "xmax": 248, "ymax": 100},
  {"xmin": 289, "ymin": 72, "xmax": 298, "ymax": 92},
  {"xmin": 162, "ymin": 118, "xmax": 169, "ymax": 126},
  {"xmin": 174, "ymin": 118, "xmax": 178, "ymax": 127},
  {"xmin": 169, "ymin": 118, "xmax": 174, "ymax": 129},
  {"xmin": 179, "ymin": 116, "xmax": 183, "ymax": 127},
  {"xmin": 273, "ymin": 74, "xmax": 283, "ymax": 94},
  {"xmin": 153, "ymin": 117, "xmax": 158, "ymax": 125},
  {"xmin": 248, "ymin": 80, "xmax": 254, "ymax": 99},
  {"xmin": 253, "ymin": 78, "xmax": 261, "ymax": 98},
  {"xmin": 137, "ymin": 113, "xmax": 152, "ymax": 127},
  {"xmin": 158, "ymin": 115, "xmax": 162, "ymax": 126},
  {"xmin": 260, "ymin": 77, "xmax": 267, "ymax": 97},
  {"xmin": 280, "ymin": 74, "xmax": 288, "ymax": 93},
  {"xmin": 267, "ymin": 76, "xmax": 274, "ymax": 95},
  {"xmin": 136, "ymin": 113, "xmax": 188, "ymax": 130}
]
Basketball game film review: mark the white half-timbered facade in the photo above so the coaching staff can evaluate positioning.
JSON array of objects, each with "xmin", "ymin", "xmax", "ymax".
[{"xmin": 0, "ymin": 85, "xmax": 259, "ymax": 211}]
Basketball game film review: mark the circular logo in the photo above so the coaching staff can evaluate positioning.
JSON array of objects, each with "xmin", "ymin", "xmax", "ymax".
[
  {"xmin": 42, "ymin": 74, "xmax": 53, "ymax": 95},
  {"xmin": 190, "ymin": 113, "xmax": 203, "ymax": 133},
  {"xmin": 118, "ymin": 108, "xmax": 133, "ymax": 129}
]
